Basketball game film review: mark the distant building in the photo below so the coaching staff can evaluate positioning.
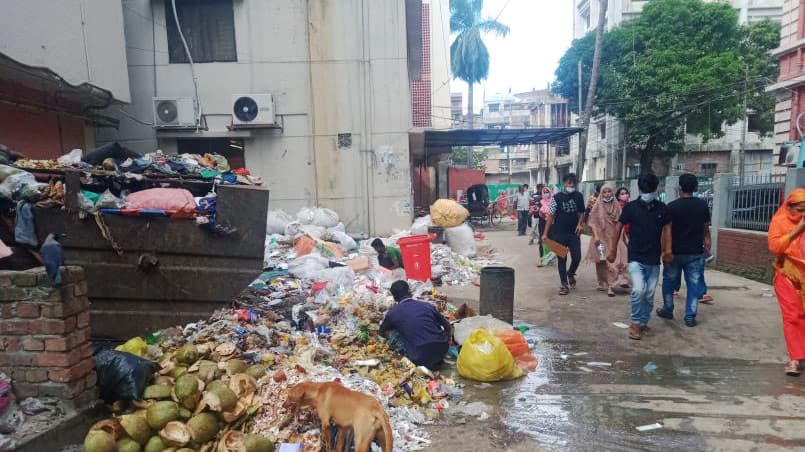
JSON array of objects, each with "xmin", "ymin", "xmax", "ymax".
[
  {"xmin": 481, "ymin": 89, "xmax": 571, "ymax": 185},
  {"xmin": 451, "ymin": 92, "xmax": 464, "ymax": 127},
  {"xmin": 574, "ymin": 0, "xmax": 783, "ymax": 180},
  {"xmin": 768, "ymin": 0, "xmax": 805, "ymax": 164},
  {"xmin": 0, "ymin": 1, "xmax": 130, "ymax": 158}
]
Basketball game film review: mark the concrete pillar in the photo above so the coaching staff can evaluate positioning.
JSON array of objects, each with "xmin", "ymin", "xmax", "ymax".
[
  {"xmin": 786, "ymin": 167, "xmax": 805, "ymax": 198},
  {"xmin": 630, "ymin": 179, "xmax": 639, "ymax": 197},
  {"xmin": 436, "ymin": 161, "xmax": 449, "ymax": 200},
  {"xmin": 710, "ymin": 174, "xmax": 732, "ymax": 260},
  {"xmin": 664, "ymin": 176, "xmax": 679, "ymax": 203}
]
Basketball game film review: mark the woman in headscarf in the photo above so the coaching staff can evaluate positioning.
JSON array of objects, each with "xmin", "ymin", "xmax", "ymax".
[
  {"xmin": 586, "ymin": 185, "xmax": 629, "ymax": 296},
  {"xmin": 530, "ymin": 186, "xmax": 553, "ymax": 266},
  {"xmin": 768, "ymin": 188, "xmax": 805, "ymax": 376}
]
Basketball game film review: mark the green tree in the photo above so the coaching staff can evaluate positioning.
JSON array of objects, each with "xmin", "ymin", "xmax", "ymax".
[
  {"xmin": 552, "ymin": 0, "xmax": 780, "ymax": 172},
  {"xmin": 450, "ymin": 146, "xmax": 487, "ymax": 169},
  {"xmin": 450, "ymin": 0, "xmax": 509, "ymax": 128}
]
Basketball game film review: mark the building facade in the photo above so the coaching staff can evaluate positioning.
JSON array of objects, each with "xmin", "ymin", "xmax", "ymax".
[
  {"xmin": 481, "ymin": 89, "xmax": 570, "ymax": 186},
  {"xmin": 0, "ymin": 0, "xmax": 131, "ymax": 158},
  {"xmin": 768, "ymin": 0, "xmax": 805, "ymax": 160},
  {"xmin": 97, "ymin": 0, "xmax": 442, "ymax": 235},
  {"xmin": 573, "ymin": 0, "xmax": 783, "ymax": 180}
]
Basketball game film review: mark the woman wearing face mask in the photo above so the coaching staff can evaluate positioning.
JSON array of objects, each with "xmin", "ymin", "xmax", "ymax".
[
  {"xmin": 530, "ymin": 186, "xmax": 553, "ymax": 266},
  {"xmin": 616, "ymin": 187, "xmax": 631, "ymax": 243},
  {"xmin": 768, "ymin": 188, "xmax": 805, "ymax": 376},
  {"xmin": 587, "ymin": 186, "xmax": 629, "ymax": 296}
]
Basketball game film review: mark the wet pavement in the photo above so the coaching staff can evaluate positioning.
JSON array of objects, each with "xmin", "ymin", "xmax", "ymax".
[{"xmin": 430, "ymin": 228, "xmax": 805, "ymax": 452}]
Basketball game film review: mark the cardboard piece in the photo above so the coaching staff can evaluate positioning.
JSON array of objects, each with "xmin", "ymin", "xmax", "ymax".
[
  {"xmin": 543, "ymin": 238, "xmax": 569, "ymax": 258},
  {"xmin": 345, "ymin": 256, "xmax": 371, "ymax": 272}
]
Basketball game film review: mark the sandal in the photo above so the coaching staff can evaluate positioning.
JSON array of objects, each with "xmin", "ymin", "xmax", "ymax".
[
  {"xmin": 597, "ymin": 283, "xmax": 606, "ymax": 292},
  {"xmin": 699, "ymin": 294, "xmax": 714, "ymax": 304},
  {"xmin": 608, "ymin": 288, "xmax": 615, "ymax": 297},
  {"xmin": 559, "ymin": 286, "xmax": 569, "ymax": 296},
  {"xmin": 568, "ymin": 275, "xmax": 577, "ymax": 289},
  {"xmin": 785, "ymin": 360, "xmax": 801, "ymax": 376},
  {"xmin": 629, "ymin": 324, "xmax": 643, "ymax": 340}
]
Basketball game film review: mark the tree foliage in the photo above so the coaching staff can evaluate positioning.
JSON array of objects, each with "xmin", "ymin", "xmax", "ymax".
[
  {"xmin": 450, "ymin": 146, "xmax": 488, "ymax": 170},
  {"xmin": 450, "ymin": 0, "xmax": 509, "ymax": 83},
  {"xmin": 552, "ymin": 0, "xmax": 780, "ymax": 171},
  {"xmin": 450, "ymin": 0, "xmax": 509, "ymax": 126}
]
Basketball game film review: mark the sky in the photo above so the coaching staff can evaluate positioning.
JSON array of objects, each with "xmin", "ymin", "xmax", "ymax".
[{"xmin": 451, "ymin": 0, "xmax": 574, "ymax": 113}]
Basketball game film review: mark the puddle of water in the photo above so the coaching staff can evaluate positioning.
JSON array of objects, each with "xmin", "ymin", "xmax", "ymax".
[{"xmin": 476, "ymin": 322, "xmax": 805, "ymax": 451}]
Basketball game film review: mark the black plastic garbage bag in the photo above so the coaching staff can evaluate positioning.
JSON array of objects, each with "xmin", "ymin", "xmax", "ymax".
[
  {"xmin": 94, "ymin": 349, "xmax": 159, "ymax": 401},
  {"xmin": 82, "ymin": 142, "xmax": 141, "ymax": 166}
]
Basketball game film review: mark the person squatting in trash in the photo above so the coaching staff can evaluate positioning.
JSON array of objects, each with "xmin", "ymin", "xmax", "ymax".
[
  {"xmin": 380, "ymin": 280, "xmax": 451, "ymax": 370},
  {"xmin": 767, "ymin": 188, "xmax": 805, "ymax": 376},
  {"xmin": 543, "ymin": 173, "xmax": 585, "ymax": 295},
  {"xmin": 608, "ymin": 173, "xmax": 671, "ymax": 341},
  {"xmin": 372, "ymin": 238, "xmax": 403, "ymax": 270}
]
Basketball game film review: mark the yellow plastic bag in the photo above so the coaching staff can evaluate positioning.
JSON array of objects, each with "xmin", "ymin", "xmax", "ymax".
[
  {"xmin": 457, "ymin": 329, "xmax": 523, "ymax": 382},
  {"xmin": 115, "ymin": 337, "xmax": 148, "ymax": 357},
  {"xmin": 430, "ymin": 199, "xmax": 469, "ymax": 228}
]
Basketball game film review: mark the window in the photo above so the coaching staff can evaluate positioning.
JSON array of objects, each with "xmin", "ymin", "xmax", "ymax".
[
  {"xmin": 177, "ymin": 138, "xmax": 245, "ymax": 169},
  {"xmin": 488, "ymin": 103, "xmax": 500, "ymax": 113},
  {"xmin": 166, "ymin": 0, "xmax": 237, "ymax": 64},
  {"xmin": 700, "ymin": 163, "xmax": 717, "ymax": 176},
  {"xmin": 598, "ymin": 121, "xmax": 606, "ymax": 139}
]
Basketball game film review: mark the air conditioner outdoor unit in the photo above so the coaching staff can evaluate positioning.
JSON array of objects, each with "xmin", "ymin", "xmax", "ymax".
[
  {"xmin": 231, "ymin": 93, "xmax": 276, "ymax": 127},
  {"xmin": 153, "ymin": 97, "xmax": 195, "ymax": 128},
  {"xmin": 778, "ymin": 142, "xmax": 804, "ymax": 167}
]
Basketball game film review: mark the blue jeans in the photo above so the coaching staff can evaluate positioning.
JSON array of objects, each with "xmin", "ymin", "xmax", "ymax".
[
  {"xmin": 662, "ymin": 254, "xmax": 705, "ymax": 321},
  {"xmin": 628, "ymin": 262, "xmax": 660, "ymax": 326},
  {"xmin": 517, "ymin": 210, "xmax": 529, "ymax": 234}
]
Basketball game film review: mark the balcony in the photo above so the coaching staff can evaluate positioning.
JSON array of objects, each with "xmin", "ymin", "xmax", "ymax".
[{"xmin": 498, "ymin": 164, "xmax": 530, "ymax": 174}]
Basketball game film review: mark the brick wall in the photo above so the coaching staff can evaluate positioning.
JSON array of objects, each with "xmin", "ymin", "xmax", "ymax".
[
  {"xmin": 716, "ymin": 228, "xmax": 775, "ymax": 284},
  {"xmin": 0, "ymin": 267, "xmax": 97, "ymax": 408},
  {"xmin": 676, "ymin": 151, "xmax": 731, "ymax": 175},
  {"xmin": 448, "ymin": 167, "xmax": 485, "ymax": 200}
]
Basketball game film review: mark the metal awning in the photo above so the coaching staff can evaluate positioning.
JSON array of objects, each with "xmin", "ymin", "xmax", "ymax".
[
  {"xmin": 424, "ymin": 127, "xmax": 583, "ymax": 147},
  {"xmin": 0, "ymin": 52, "xmax": 118, "ymax": 127}
]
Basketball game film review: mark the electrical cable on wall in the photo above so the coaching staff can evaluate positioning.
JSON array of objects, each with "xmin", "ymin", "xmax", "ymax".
[{"xmin": 171, "ymin": 0, "xmax": 202, "ymax": 129}]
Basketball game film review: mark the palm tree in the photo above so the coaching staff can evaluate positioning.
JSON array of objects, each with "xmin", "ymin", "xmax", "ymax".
[{"xmin": 450, "ymin": 0, "xmax": 509, "ymax": 128}]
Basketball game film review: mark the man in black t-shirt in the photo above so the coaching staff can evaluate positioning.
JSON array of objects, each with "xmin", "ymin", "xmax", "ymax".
[
  {"xmin": 543, "ymin": 173, "xmax": 585, "ymax": 295},
  {"xmin": 656, "ymin": 173, "xmax": 710, "ymax": 327},
  {"xmin": 608, "ymin": 173, "xmax": 672, "ymax": 340}
]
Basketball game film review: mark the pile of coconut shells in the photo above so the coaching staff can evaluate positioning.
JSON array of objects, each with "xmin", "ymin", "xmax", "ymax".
[{"xmin": 84, "ymin": 342, "xmax": 274, "ymax": 452}]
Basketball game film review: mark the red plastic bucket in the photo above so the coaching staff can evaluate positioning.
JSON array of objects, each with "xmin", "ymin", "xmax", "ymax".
[{"xmin": 397, "ymin": 235, "xmax": 432, "ymax": 281}]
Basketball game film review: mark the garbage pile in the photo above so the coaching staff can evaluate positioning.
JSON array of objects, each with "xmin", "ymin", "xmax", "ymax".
[
  {"xmin": 83, "ymin": 205, "xmax": 531, "ymax": 452},
  {"xmin": 15, "ymin": 144, "xmax": 262, "ymax": 186},
  {"xmin": 0, "ymin": 146, "xmax": 267, "ymax": 249}
]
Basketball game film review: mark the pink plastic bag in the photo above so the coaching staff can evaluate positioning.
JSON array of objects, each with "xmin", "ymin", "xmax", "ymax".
[{"xmin": 125, "ymin": 188, "xmax": 196, "ymax": 217}]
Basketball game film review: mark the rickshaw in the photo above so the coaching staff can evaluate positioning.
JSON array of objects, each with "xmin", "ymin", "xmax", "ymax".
[{"xmin": 463, "ymin": 184, "xmax": 503, "ymax": 226}]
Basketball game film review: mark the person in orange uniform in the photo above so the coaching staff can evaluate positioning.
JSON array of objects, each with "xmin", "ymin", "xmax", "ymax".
[{"xmin": 768, "ymin": 189, "xmax": 805, "ymax": 376}]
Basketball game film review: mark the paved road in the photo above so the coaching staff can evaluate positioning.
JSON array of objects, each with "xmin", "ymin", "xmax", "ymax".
[{"xmin": 428, "ymin": 228, "xmax": 805, "ymax": 452}]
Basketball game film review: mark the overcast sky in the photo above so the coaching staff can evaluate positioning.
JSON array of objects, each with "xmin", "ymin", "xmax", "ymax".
[{"xmin": 450, "ymin": 0, "xmax": 574, "ymax": 113}]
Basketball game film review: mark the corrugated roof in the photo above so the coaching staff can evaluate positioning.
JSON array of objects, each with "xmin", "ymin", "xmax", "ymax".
[{"xmin": 424, "ymin": 127, "xmax": 582, "ymax": 147}]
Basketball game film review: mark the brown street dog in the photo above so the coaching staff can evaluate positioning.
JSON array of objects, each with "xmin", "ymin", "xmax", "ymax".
[{"xmin": 284, "ymin": 381, "xmax": 393, "ymax": 452}]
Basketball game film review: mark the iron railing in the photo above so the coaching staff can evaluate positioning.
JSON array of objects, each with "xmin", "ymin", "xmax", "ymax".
[{"xmin": 726, "ymin": 174, "xmax": 785, "ymax": 232}]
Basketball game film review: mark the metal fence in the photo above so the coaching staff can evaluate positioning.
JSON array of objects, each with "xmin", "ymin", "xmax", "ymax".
[
  {"xmin": 726, "ymin": 174, "xmax": 786, "ymax": 232},
  {"xmin": 697, "ymin": 175, "xmax": 715, "ymax": 215}
]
